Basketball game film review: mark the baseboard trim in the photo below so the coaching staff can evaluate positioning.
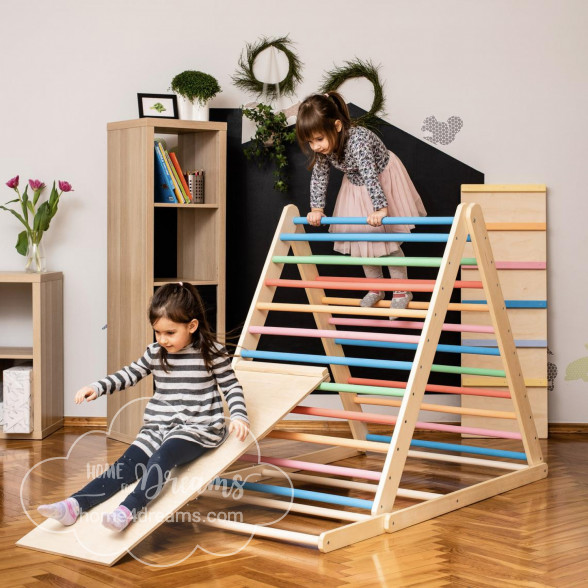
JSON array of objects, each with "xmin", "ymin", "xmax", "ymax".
[
  {"xmin": 61, "ymin": 418, "xmax": 588, "ymax": 435},
  {"xmin": 63, "ymin": 417, "xmax": 108, "ymax": 428},
  {"xmin": 548, "ymin": 423, "xmax": 588, "ymax": 434}
]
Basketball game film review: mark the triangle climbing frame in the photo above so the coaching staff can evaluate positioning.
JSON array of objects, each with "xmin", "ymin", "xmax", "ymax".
[{"xmin": 218, "ymin": 201, "xmax": 547, "ymax": 552}]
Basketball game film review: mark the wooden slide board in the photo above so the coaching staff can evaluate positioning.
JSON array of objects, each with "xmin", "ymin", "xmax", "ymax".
[{"xmin": 17, "ymin": 361, "xmax": 328, "ymax": 566}]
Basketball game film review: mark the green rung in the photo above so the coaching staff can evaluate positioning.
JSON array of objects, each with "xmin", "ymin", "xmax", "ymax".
[
  {"xmin": 434, "ymin": 364, "xmax": 505, "ymax": 377},
  {"xmin": 318, "ymin": 382, "xmax": 405, "ymax": 397}
]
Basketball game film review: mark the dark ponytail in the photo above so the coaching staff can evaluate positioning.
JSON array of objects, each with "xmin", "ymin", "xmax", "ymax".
[{"xmin": 296, "ymin": 91, "xmax": 353, "ymax": 167}]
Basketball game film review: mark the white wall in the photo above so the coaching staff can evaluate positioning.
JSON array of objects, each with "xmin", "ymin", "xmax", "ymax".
[{"xmin": 1, "ymin": 0, "xmax": 586, "ymax": 421}]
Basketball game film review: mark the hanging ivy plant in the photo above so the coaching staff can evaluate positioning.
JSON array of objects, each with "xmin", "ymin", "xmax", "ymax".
[
  {"xmin": 319, "ymin": 58, "xmax": 385, "ymax": 128},
  {"xmin": 242, "ymin": 103, "xmax": 296, "ymax": 193},
  {"xmin": 232, "ymin": 35, "xmax": 303, "ymax": 100}
]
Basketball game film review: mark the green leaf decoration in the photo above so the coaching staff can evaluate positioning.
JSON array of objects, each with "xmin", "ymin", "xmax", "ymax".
[
  {"xmin": 21, "ymin": 186, "xmax": 29, "ymax": 222},
  {"xmin": 48, "ymin": 182, "xmax": 58, "ymax": 208},
  {"xmin": 242, "ymin": 103, "xmax": 296, "ymax": 193},
  {"xmin": 232, "ymin": 35, "xmax": 303, "ymax": 100},
  {"xmin": 33, "ymin": 186, "xmax": 42, "ymax": 206},
  {"xmin": 15, "ymin": 230, "xmax": 28, "ymax": 256},
  {"xmin": 33, "ymin": 201, "xmax": 52, "ymax": 232},
  {"xmin": 0, "ymin": 204, "xmax": 29, "ymax": 230},
  {"xmin": 319, "ymin": 58, "xmax": 385, "ymax": 129}
]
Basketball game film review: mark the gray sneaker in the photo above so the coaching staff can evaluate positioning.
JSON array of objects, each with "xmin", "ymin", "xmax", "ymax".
[
  {"xmin": 389, "ymin": 291, "xmax": 413, "ymax": 320},
  {"xmin": 360, "ymin": 291, "xmax": 385, "ymax": 307}
]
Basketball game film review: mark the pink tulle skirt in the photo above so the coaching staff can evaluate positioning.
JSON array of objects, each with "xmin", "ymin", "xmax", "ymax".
[{"xmin": 330, "ymin": 151, "xmax": 427, "ymax": 257}]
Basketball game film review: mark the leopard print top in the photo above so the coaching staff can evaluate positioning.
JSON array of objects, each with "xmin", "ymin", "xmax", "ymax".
[{"xmin": 310, "ymin": 125, "xmax": 390, "ymax": 211}]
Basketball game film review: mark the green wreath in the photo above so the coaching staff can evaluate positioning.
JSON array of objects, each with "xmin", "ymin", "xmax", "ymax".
[
  {"xmin": 319, "ymin": 59, "xmax": 385, "ymax": 128},
  {"xmin": 232, "ymin": 35, "xmax": 303, "ymax": 100}
]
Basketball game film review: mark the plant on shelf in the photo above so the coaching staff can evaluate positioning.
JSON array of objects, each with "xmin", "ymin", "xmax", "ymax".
[
  {"xmin": 170, "ymin": 70, "xmax": 221, "ymax": 120},
  {"xmin": 242, "ymin": 103, "xmax": 296, "ymax": 193},
  {"xmin": 1, "ymin": 176, "xmax": 74, "ymax": 272}
]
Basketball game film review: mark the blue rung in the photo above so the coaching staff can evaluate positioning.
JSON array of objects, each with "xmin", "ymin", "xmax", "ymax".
[
  {"xmin": 280, "ymin": 233, "xmax": 451, "ymax": 243},
  {"xmin": 463, "ymin": 300, "xmax": 547, "ymax": 309},
  {"xmin": 241, "ymin": 349, "xmax": 412, "ymax": 370},
  {"xmin": 239, "ymin": 349, "xmax": 506, "ymax": 378},
  {"xmin": 213, "ymin": 477, "xmax": 374, "ymax": 510},
  {"xmin": 366, "ymin": 435, "xmax": 527, "ymax": 461},
  {"xmin": 333, "ymin": 339, "xmax": 502, "ymax": 356},
  {"xmin": 293, "ymin": 216, "xmax": 455, "ymax": 225}
]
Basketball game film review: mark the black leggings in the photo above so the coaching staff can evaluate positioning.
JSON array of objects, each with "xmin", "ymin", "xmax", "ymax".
[{"xmin": 71, "ymin": 438, "xmax": 208, "ymax": 515}]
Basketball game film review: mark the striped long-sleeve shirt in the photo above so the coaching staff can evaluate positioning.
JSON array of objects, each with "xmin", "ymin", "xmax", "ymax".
[{"xmin": 90, "ymin": 341, "xmax": 248, "ymax": 456}]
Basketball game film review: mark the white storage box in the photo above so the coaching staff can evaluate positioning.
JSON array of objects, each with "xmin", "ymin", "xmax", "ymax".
[{"xmin": 3, "ymin": 365, "xmax": 33, "ymax": 433}]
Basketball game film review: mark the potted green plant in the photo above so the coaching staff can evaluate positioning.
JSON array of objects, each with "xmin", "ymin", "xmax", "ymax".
[
  {"xmin": 170, "ymin": 70, "xmax": 221, "ymax": 121},
  {"xmin": 242, "ymin": 103, "xmax": 296, "ymax": 193}
]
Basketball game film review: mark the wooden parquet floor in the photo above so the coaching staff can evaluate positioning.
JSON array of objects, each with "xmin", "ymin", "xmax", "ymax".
[{"xmin": 1, "ymin": 427, "xmax": 587, "ymax": 587}]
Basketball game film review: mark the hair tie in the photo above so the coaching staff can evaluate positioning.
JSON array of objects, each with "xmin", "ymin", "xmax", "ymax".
[
  {"xmin": 178, "ymin": 281, "xmax": 184, "ymax": 287},
  {"xmin": 324, "ymin": 93, "xmax": 330, "ymax": 98}
]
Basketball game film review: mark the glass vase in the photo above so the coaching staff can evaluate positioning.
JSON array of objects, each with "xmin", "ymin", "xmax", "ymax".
[{"xmin": 25, "ymin": 236, "xmax": 46, "ymax": 273}]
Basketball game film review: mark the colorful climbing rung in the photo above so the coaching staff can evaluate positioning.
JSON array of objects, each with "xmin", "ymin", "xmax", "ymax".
[
  {"xmin": 213, "ymin": 477, "xmax": 374, "ymax": 510},
  {"xmin": 239, "ymin": 349, "xmax": 506, "ymax": 378},
  {"xmin": 293, "ymin": 216, "xmax": 455, "ymax": 225},
  {"xmin": 280, "ymin": 232, "xmax": 453, "ymax": 243},
  {"xmin": 272, "ymin": 255, "xmax": 477, "ymax": 267}
]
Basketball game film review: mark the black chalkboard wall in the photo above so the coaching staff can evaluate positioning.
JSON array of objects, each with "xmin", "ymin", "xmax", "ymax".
[{"xmin": 210, "ymin": 105, "xmax": 484, "ymax": 388}]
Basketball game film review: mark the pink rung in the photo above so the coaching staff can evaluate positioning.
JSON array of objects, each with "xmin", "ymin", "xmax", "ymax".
[
  {"xmin": 249, "ymin": 325, "xmax": 420, "ymax": 344},
  {"xmin": 292, "ymin": 406, "xmax": 522, "ymax": 440},
  {"xmin": 328, "ymin": 317, "xmax": 495, "ymax": 334},
  {"xmin": 238, "ymin": 454, "xmax": 381, "ymax": 481}
]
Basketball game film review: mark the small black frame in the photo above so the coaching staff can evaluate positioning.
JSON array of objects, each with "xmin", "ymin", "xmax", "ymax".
[{"xmin": 137, "ymin": 93, "xmax": 179, "ymax": 119}]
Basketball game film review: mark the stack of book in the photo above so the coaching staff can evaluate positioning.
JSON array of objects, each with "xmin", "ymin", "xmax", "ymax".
[{"xmin": 154, "ymin": 141, "xmax": 205, "ymax": 203}]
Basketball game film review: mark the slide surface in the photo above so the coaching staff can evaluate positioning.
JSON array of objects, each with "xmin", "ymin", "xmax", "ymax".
[{"xmin": 17, "ymin": 361, "xmax": 328, "ymax": 566}]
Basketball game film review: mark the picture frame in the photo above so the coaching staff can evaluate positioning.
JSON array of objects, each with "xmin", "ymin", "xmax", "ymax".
[{"xmin": 137, "ymin": 93, "xmax": 179, "ymax": 119}]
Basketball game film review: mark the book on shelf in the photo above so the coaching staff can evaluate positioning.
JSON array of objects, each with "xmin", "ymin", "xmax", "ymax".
[
  {"xmin": 154, "ymin": 143, "xmax": 177, "ymax": 203},
  {"xmin": 157, "ymin": 141, "xmax": 184, "ymax": 203},
  {"xmin": 165, "ymin": 149, "xmax": 189, "ymax": 203},
  {"xmin": 187, "ymin": 170, "xmax": 205, "ymax": 203},
  {"xmin": 169, "ymin": 152, "xmax": 192, "ymax": 203}
]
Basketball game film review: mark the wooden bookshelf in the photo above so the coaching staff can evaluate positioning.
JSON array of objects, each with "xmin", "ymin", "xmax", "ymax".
[
  {"xmin": 106, "ymin": 119, "xmax": 227, "ymax": 443},
  {"xmin": 0, "ymin": 271, "xmax": 63, "ymax": 439}
]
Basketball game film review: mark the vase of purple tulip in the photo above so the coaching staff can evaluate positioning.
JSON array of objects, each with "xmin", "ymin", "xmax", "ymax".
[
  {"xmin": 1, "ymin": 176, "xmax": 74, "ymax": 272},
  {"xmin": 25, "ymin": 237, "xmax": 46, "ymax": 273}
]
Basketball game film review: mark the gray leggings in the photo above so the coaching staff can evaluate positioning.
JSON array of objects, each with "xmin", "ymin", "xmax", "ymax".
[{"xmin": 363, "ymin": 249, "xmax": 407, "ymax": 282}]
